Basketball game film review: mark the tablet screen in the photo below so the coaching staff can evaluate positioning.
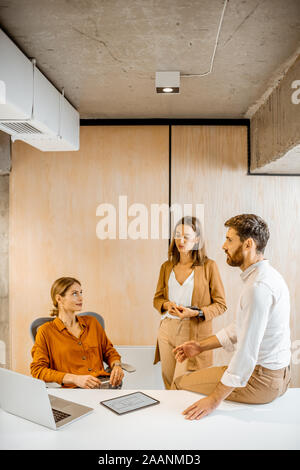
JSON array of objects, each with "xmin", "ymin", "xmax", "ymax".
[{"xmin": 100, "ymin": 392, "xmax": 159, "ymax": 415}]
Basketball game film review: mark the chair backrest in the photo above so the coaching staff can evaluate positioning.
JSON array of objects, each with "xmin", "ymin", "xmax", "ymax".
[{"xmin": 30, "ymin": 312, "xmax": 105, "ymax": 342}]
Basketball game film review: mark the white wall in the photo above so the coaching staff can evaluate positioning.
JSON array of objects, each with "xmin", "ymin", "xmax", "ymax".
[{"xmin": 116, "ymin": 346, "xmax": 164, "ymax": 390}]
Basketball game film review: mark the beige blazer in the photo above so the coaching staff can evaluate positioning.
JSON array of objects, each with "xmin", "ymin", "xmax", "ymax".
[{"xmin": 153, "ymin": 258, "xmax": 227, "ymax": 370}]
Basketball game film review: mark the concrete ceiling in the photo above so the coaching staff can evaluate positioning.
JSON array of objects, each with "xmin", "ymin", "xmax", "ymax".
[{"xmin": 0, "ymin": 0, "xmax": 300, "ymax": 119}]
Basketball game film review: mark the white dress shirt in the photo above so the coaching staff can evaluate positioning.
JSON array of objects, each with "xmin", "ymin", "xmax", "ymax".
[
  {"xmin": 216, "ymin": 260, "xmax": 291, "ymax": 388},
  {"xmin": 161, "ymin": 269, "xmax": 194, "ymax": 321}
]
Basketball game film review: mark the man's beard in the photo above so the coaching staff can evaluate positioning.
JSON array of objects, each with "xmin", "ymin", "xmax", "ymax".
[{"xmin": 225, "ymin": 245, "xmax": 244, "ymax": 267}]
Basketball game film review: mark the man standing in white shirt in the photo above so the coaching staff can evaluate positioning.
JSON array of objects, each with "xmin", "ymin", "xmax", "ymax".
[{"xmin": 172, "ymin": 214, "xmax": 291, "ymax": 420}]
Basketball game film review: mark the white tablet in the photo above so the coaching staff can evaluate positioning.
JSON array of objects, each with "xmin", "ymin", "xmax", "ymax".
[{"xmin": 100, "ymin": 391, "xmax": 160, "ymax": 415}]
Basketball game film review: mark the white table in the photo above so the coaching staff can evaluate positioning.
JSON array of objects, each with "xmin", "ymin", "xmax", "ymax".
[{"xmin": 1, "ymin": 388, "xmax": 300, "ymax": 450}]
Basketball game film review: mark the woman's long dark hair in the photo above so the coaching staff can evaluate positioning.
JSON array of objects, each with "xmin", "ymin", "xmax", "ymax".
[{"xmin": 168, "ymin": 216, "xmax": 207, "ymax": 266}]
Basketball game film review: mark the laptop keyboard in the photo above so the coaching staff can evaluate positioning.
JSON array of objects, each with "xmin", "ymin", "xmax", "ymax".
[{"xmin": 52, "ymin": 408, "xmax": 71, "ymax": 423}]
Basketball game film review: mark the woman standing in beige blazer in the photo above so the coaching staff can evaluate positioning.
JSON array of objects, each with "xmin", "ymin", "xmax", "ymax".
[{"xmin": 153, "ymin": 216, "xmax": 227, "ymax": 389}]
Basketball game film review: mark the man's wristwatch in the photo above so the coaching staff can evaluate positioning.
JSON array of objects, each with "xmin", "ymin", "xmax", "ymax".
[{"xmin": 187, "ymin": 306, "xmax": 205, "ymax": 319}]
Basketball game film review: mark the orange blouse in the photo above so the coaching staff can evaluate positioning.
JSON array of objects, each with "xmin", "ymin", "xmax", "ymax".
[{"xmin": 30, "ymin": 315, "xmax": 121, "ymax": 387}]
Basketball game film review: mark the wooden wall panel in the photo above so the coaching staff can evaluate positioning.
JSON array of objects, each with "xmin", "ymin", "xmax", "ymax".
[
  {"xmin": 10, "ymin": 126, "xmax": 169, "ymax": 375},
  {"xmin": 171, "ymin": 126, "xmax": 300, "ymax": 387}
]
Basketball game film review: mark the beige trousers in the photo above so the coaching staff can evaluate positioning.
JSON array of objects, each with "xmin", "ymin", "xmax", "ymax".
[
  {"xmin": 172, "ymin": 363, "xmax": 291, "ymax": 404},
  {"xmin": 157, "ymin": 317, "xmax": 192, "ymax": 390}
]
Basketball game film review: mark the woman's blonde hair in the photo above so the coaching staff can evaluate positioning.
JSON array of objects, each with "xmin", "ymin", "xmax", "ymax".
[
  {"xmin": 168, "ymin": 216, "xmax": 207, "ymax": 266},
  {"xmin": 50, "ymin": 277, "xmax": 81, "ymax": 317}
]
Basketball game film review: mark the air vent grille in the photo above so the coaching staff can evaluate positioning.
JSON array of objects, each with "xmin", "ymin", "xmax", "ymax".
[{"xmin": 0, "ymin": 121, "xmax": 43, "ymax": 134}]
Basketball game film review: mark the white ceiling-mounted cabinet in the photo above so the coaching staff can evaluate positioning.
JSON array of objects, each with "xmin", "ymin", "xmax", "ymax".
[{"xmin": 0, "ymin": 29, "xmax": 79, "ymax": 151}]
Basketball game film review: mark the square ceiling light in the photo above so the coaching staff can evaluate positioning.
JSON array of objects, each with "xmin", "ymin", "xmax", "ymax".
[{"xmin": 155, "ymin": 71, "xmax": 180, "ymax": 94}]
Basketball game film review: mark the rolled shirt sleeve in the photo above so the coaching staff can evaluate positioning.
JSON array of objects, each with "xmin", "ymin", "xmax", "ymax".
[
  {"xmin": 219, "ymin": 282, "xmax": 273, "ymax": 388},
  {"xmin": 216, "ymin": 321, "xmax": 237, "ymax": 353}
]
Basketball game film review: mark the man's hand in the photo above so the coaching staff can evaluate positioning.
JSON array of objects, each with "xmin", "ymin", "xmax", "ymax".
[
  {"xmin": 173, "ymin": 340, "xmax": 202, "ymax": 362},
  {"xmin": 182, "ymin": 395, "xmax": 220, "ymax": 420},
  {"xmin": 110, "ymin": 365, "xmax": 124, "ymax": 387},
  {"xmin": 182, "ymin": 381, "xmax": 235, "ymax": 420}
]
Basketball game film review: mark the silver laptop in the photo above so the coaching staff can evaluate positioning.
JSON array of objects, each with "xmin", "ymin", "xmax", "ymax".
[{"xmin": 0, "ymin": 368, "xmax": 93, "ymax": 430}]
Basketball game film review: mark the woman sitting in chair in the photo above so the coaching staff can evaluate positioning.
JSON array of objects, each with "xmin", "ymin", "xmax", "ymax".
[{"xmin": 30, "ymin": 277, "xmax": 124, "ymax": 389}]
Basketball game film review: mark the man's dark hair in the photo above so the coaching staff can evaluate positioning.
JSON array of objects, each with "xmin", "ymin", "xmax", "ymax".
[{"xmin": 224, "ymin": 214, "xmax": 270, "ymax": 254}]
